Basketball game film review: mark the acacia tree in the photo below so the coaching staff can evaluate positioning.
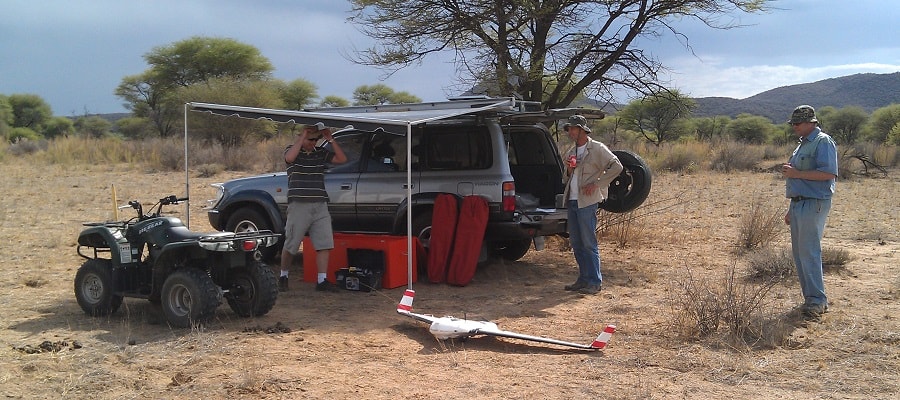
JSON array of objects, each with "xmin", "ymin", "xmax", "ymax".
[
  {"xmin": 349, "ymin": 0, "xmax": 768, "ymax": 108},
  {"xmin": 618, "ymin": 90, "xmax": 695, "ymax": 145},
  {"xmin": 352, "ymin": 84, "xmax": 421, "ymax": 105},
  {"xmin": 116, "ymin": 37, "xmax": 274, "ymax": 138},
  {"xmin": 819, "ymin": 106, "xmax": 867, "ymax": 145}
]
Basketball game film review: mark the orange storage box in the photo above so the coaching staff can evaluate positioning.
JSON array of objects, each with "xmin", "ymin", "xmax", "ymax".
[{"xmin": 302, "ymin": 233, "xmax": 418, "ymax": 289}]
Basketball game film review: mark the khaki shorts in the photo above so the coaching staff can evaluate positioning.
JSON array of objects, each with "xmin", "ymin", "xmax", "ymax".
[{"xmin": 283, "ymin": 202, "xmax": 334, "ymax": 255}]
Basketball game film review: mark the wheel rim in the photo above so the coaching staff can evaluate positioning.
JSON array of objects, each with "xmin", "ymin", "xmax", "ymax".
[
  {"xmin": 166, "ymin": 283, "xmax": 193, "ymax": 317},
  {"xmin": 234, "ymin": 220, "xmax": 259, "ymax": 233},
  {"xmin": 81, "ymin": 273, "xmax": 104, "ymax": 303},
  {"xmin": 232, "ymin": 276, "xmax": 255, "ymax": 302}
]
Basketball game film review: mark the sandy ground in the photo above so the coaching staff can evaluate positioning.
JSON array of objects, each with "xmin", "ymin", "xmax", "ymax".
[{"xmin": 0, "ymin": 161, "xmax": 897, "ymax": 399}]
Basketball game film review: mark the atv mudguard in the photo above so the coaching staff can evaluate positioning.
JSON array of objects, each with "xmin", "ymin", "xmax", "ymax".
[{"xmin": 77, "ymin": 225, "xmax": 130, "ymax": 265}]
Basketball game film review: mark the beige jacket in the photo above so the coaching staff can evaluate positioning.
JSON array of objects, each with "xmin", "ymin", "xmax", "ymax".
[{"xmin": 562, "ymin": 138, "xmax": 623, "ymax": 209}]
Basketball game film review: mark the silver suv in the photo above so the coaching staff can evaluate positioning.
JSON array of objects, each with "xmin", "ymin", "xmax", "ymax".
[{"xmin": 204, "ymin": 98, "xmax": 651, "ymax": 262}]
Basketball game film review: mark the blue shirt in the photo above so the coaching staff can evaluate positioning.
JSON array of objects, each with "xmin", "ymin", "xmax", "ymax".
[{"xmin": 785, "ymin": 127, "xmax": 838, "ymax": 199}]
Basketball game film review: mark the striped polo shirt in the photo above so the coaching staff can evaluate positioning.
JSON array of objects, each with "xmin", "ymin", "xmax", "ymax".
[{"xmin": 285, "ymin": 146, "xmax": 334, "ymax": 203}]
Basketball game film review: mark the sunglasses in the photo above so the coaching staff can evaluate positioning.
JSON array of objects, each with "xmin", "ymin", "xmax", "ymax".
[{"xmin": 307, "ymin": 137, "xmax": 322, "ymax": 141}]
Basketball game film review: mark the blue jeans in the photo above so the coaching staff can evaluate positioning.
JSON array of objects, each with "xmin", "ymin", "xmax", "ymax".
[
  {"xmin": 788, "ymin": 198, "xmax": 831, "ymax": 307},
  {"xmin": 567, "ymin": 200, "xmax": 602, "ymax": 285}
]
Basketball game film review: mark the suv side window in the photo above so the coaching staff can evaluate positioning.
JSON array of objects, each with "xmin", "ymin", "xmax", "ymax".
[
  {"xmin": 424, "ymin": 127, "xmax": 491, "ymax": 170},
  {"xmin": 365, "ymin": 131, "xmax": 409, "ymax": 172},
  {"xmin": 325, "ymin": 131, "xmax": 366, "ymax": 173},
  {"xmin": 507, "ymin": 130, "xmax": 552, "ymax": 166}
]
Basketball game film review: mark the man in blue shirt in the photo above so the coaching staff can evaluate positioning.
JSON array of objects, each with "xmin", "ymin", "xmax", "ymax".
[{"xmin": 781, "ymin": 105, "xmax": 838, "ymax": 320}]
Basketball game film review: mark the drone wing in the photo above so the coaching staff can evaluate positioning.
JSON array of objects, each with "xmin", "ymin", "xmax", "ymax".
[
  {"xmin": 396, "ymin": 289, "xmax": 438, "ymax": 324},
  {"xmin": 473, "ymin": 324, "xmax": 616, "ymax": 350},
  {"xmin": 396, "ymin": 289, "xmax": 615, "ymax": 350}
]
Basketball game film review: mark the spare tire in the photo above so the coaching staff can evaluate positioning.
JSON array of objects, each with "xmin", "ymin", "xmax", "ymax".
[{"xmin": 600, "ymin": 150, "xmax": 652, "ymax": 213}]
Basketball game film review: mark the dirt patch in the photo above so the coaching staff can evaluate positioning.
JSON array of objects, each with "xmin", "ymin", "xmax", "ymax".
[{"xmin": 0, "ymin": 161, "xmax": 897, "ymax": 399}]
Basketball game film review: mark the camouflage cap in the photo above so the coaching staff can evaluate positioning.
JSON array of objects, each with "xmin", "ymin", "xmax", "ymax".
[
  {"xmin": 563, "ymin": 115, "xmax": 592, "ymax": 133},
  {"xmin": 788, "ymin": 105, "xmax": 818, "ymax": 124}
]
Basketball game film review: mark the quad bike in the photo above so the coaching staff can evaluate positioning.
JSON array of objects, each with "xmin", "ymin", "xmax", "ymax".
[{"xmin": 75, "ymin": 195, "xmax": 281, "ymax": 328}]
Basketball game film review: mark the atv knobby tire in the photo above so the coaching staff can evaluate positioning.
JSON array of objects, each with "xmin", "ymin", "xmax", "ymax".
[
  {"xmin": 74, "ymin": 259, "xmax": 123, "ymax": 316},
  {"xmin": 160, "ymin": 268, "xmax": 221, "ymax": 328},
  {"xmin": 226, "ymin": 262, "xmax": 278, "ymax": 317}
]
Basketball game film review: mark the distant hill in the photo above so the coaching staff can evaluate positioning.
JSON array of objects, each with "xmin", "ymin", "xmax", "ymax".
[{"xmin": 691, "ymin": 72, "xmax": 900, "ymax": 122}]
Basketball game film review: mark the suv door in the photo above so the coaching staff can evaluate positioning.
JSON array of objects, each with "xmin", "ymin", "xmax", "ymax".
[
  {"xmin": 354, "ymin": 130, "xmax": 420, "ymax": 233},
  {"xmin": 323, "ymin": 131, "xmax": 366, "ymax": 231}
]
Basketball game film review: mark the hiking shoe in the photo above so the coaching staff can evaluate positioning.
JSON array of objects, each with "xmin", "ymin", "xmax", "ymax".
[
  {"xmin": 564, "ymin": 281, "xmax": 587, "ymax": 291},
  {"xmin": 578, "ymin": 284, "xmax": 602, "ymax": 295},
  {"xmin": 801, "ymin": 303, "xmax": 828, "ymax": 319},
  {"xmin": 278, "ymin": 276, "xmax": 289, "ymax": 292},
  {"xmin": 316, "ymin": 280, "xmax": 340, "ymax": 292}
]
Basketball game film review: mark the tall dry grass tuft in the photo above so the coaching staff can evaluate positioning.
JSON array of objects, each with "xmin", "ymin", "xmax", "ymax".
[
  {"xmin": 737, "ymin": 198, "xmax": 785, "ymax": 250},
  {"xmin": 41, "ymin": 136, "xmax": 138, "ymax": 165},
  {"xmin": 651, "ymin": 142, "xmax": 709, "ymax": 174},
  {"xmin": 747, "ymin": 247, "xmax": 795, "ymax": 280},
  {"xmin": 711, "ymin": 143, "xmax": 764, "ymax": 172},
  {"xmin": 669, "ymin": 264, "xmax": 782, "ymax": 348},
  {"xmin": 597, "ymin": 210, "xmax": 648, "ymax": 248}
]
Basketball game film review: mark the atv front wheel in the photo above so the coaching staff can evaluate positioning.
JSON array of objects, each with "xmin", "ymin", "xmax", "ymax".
[
  {"xmin": 226, "ymin": 262, "xmax": 278, "ymax": 317},
  {"xmin": 160, "ymin": 268, "xmax": 221, "ymax": 328},
  {"xmin": 74, "ymin": 259, "xmax": 123, "ymax": 316}
]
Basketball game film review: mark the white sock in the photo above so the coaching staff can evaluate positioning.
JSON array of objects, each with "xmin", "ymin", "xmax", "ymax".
[
  {"xmin": 317, "ymin": 273, "xmax": 326, "ymax": 283},
  {"xmin": 280, "ymin": 270, "xmax": 289, "ymax": 278}
]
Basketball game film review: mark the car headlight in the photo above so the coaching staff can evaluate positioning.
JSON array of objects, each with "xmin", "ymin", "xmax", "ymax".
[{"xmin": 206, "ymin": 183, "xmax": 225, "ymax": 209}]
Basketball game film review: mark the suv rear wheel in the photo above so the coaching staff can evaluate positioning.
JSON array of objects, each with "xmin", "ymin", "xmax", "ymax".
[{"xmin": 491, "ymin": 239, "xmax": 532, "ymax": 262}]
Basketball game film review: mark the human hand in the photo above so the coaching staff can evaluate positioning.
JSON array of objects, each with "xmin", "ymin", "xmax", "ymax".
[{"xmin": 781, "ymin": 163, "xmax": 796, "ymax": 178}]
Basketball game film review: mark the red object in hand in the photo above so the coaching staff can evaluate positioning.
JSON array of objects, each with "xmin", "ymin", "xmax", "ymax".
[{"xmin": 567, "ymin": 155, "xmax": 577, "ymax": 168}]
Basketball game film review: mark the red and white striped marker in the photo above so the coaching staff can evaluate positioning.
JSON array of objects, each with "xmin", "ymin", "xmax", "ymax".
[
  {"xmin": 590, "ymin": 325, "xmax": 616, "ymax": 349},
  {"xmin": 397, "ymin": 289, "xmax": 415, "ymax": 312}
]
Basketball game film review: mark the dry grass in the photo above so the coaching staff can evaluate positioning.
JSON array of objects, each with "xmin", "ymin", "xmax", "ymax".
[{"xmin": 0, "ymin": 152, "xmax": 898, "ymax": 399}]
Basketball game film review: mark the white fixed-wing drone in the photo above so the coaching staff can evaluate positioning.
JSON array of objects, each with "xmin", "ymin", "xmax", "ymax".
[{"xmin": 396, "ymin": 289, "xmax": 615, "ymax": 350}]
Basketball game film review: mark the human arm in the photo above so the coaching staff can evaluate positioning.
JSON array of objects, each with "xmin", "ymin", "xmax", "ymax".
[
  {"xmin": 323, "ymin": 129, "xmax": 347, "ymax": 164},
  {"xmin": 284, "ymin": 130, "xmax": 309, "ymax": 164}
]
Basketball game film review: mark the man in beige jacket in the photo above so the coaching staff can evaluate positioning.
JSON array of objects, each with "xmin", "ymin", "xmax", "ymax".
[{"xmin": 561, "ymin": 115, "xmax": 623, "ymax": 294}]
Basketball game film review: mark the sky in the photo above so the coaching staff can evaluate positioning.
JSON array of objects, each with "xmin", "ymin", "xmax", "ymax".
[{"xmin": 1, "ymin": 0, "xmax": 898, "ymax": 116}]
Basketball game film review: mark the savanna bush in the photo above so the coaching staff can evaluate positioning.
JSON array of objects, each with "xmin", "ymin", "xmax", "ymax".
[
  {"xmin": 710, "ymin": 143, "xmax": 764, "ymax": 172},
  {"xmin": 746, "ymin": 247, "xmax": 795, "ymax": 280},
  {"xmin": 737, "ymin": 199, "xmax": 785, "ymax": 250},
  {"xmin": 651, "ymin": 142, "xmax": 708, "ymax": 173},
  {"xmin": 670, "ymin": 265, "xmax": 779, "ymax": 347}
]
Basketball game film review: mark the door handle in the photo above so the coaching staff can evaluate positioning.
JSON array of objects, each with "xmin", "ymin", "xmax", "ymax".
[
  {"xmin": 341, "ymin": 183, "xmax": 352, "ymax": 190},
  {"xmin": 403, "ymin": 184, "xmax": 415, "ymax": 189}
]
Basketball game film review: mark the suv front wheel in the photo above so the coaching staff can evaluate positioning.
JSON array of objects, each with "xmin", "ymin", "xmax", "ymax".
[{"xmin": 226, "ymin": 208, "xmax": 280, "ymax": 260}]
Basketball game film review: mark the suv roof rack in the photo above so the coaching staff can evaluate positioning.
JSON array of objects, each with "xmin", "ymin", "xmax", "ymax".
[{"xmin": 307, "ymin": 97, "xmax": 543, "ymax": 114}]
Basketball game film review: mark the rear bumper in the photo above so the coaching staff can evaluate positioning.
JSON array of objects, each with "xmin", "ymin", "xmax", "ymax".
[{"xmin": 485, "ymin": 211, "xmax": 568, "ymax": 240}]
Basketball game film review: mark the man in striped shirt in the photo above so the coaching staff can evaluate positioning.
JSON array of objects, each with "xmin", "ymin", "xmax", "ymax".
[{"xmin": 279, "ymin": 122, "xmax": 347, "ymax": 292}]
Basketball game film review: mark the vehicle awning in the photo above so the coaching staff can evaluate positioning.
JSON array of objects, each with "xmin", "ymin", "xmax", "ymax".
[{"xmin": 186, "ymin": 98, "xmax": 518, "ymax": 133}]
